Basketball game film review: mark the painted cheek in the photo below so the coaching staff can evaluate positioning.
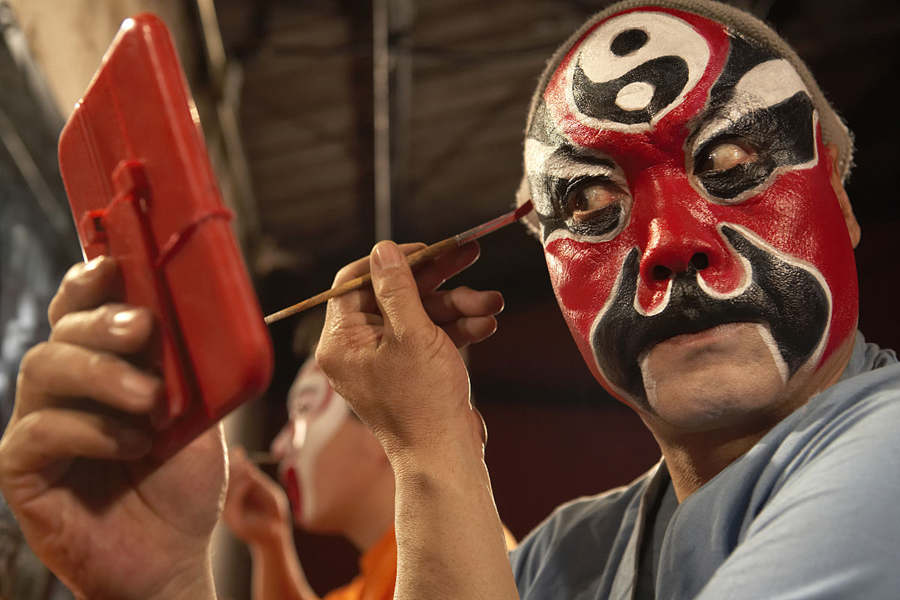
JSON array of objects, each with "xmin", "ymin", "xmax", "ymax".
[
  {"xmin": 545, "ymin": 237, "xmax": 630, "ymax": 387},
  {"xmin": 717, "ymin": 138, "xmax": 858, "ymax": 364}
]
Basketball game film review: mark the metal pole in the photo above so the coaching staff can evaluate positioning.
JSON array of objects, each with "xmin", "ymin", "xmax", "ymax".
[{"xmin": 372, "ymin": 0, "xmax": 392, "ymax": 241}]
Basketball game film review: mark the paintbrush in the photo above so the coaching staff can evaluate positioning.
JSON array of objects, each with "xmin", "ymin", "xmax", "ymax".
[{"xmin": 264, "ymin": 200, "xmax": 534, "ymax": 325}]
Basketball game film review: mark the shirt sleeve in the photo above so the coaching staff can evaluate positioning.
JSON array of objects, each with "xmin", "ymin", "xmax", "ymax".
[{"xmin": 694, "ymin": 390, "xmax": 900, "ymax": 599}]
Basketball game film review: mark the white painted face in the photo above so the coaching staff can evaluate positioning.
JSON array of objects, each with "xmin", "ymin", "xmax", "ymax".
[{"xmin": 271, "ymin": 357, "xmax": 350, "ymax": 525}]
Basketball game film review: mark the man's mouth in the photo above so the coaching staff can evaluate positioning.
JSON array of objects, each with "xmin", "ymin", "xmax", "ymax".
[{"xmin": 641, "ymin": 322, "xmax": 742, "ymax": 355}]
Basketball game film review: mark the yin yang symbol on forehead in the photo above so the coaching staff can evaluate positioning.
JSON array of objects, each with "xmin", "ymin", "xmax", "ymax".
[{"xmin": 565, "ymin": 11, "xmax": 710, "ymax": 131}]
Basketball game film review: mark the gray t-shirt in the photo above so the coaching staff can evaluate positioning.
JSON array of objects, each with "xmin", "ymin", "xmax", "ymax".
[{"xmin": 510, "ymin": 332, "xmax": 900, "ymax": 599}]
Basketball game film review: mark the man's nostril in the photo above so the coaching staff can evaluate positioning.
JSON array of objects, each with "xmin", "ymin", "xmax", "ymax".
[
  {"xmin": 653, "ymin": 265, "xmax": 673, "ymax": 281},
  {"xmin": 690, "ymin": 253, "xmax": 710, "ymax": 270}
]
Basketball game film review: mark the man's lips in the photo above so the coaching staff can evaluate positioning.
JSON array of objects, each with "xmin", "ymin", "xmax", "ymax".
[
  {"xmin": 281, "ymin": 466, "xmax": 303, "ymax": 519},
  {"xmin": 640, "ymin": 322, "xmax": 750, "ymax": 358}
]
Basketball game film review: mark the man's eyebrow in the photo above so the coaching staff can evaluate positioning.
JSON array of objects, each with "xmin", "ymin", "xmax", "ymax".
[{"xmin": 553, "ymin": 144, "xmax": 615, "ymax": 169}]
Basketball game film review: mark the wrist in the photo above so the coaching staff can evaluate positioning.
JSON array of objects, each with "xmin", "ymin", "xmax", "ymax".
[
  {"xmin": 390, "ymin": 428, "xmax": 489, "ymax": 495},
  {"xmin": 381, "ymin": 407, "xmax": 486, "ymax": 470},
  {"xmin": 141, "ymin": 553, "xmax": 217, "ymax": 600},
  {"xmin": 248, "ymin": 526, "xmax": 296, "ymax": 560}
]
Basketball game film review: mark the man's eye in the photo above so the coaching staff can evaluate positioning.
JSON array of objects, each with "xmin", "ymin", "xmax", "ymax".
[
  {"xmin": 696, "ymin": 138, "xmax": 757, "ymax": 174},
  {"xmin": 565, "ymin": 180, "xmax": 625, "ymax": 223}
]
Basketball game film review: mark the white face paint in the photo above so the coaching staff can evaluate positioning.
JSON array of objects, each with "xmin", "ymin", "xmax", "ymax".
[
  {"xmin": 272, "ymin": 357, "xmax": 350, "ymax": 525},
  {"xmin": 562, "ymin": 11, "xmax": 710, "ymax": 133}
]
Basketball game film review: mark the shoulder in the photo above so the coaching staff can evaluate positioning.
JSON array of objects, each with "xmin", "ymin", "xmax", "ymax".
[
  {"xmin": 510, "ymin": 468, "xmax": 652, "ymax": 596},
  {"xmin": 688, "ymin": 364, "xmax": 900, "ymax": 598},
  {"xmin": 791, "ymin": 357, "xmax": 900, "ymax": 461}
]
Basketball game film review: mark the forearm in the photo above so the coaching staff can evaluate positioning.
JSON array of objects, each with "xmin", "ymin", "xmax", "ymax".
[
  {"xmin": 249, "ymin": 534, "xmax": 319, "ymax": 600},
  {"xmin": 390, "ymin": 437, "xmax": 519, "ymax": 600}
]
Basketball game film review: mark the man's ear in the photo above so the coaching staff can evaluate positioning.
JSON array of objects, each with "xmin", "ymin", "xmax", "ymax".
[{"xmin": 826, "ymin": 143, "xmax": 861, "ymax": 248}]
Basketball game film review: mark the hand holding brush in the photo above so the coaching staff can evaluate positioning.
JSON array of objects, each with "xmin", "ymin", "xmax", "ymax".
[{"xmin": 264, "ymin": 200, "xmax": 534, "ymax": 325}]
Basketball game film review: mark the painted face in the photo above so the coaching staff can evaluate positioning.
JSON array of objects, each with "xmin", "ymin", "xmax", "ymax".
[
  {"xmin": 524, "ymin": 7, "xmax": 858, "ymax": 412},
  {"xmin": 271, "ymin": 357, "xmax": 350, "ymax": 525}
]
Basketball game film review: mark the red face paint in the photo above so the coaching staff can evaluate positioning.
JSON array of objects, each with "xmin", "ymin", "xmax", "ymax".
[
  {"xmin": 282, "ymin": 466, "xmax": 303, "ymax": 521},
  {"xmin": 524, "ymin": 7, "xmax": 858, "ymax": 406},
  {"xmin": 272, "ymin": 358, "xmax": 349, "ymax": 525}
]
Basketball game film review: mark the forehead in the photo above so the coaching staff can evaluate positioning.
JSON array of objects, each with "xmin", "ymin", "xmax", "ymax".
[{"xmin": 527, "ymin": 7, "xmax": 802, "ymax": 162}]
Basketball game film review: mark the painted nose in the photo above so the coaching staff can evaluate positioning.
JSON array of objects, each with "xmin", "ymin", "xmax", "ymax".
[
  {"xmin": 630, "ymin": 168, "xmax": 734, "ymax": 310},
  {"xmin": 642, "ymin": 216, "xmax": 716, "ymax": 282},
  {"xmin": 270, "ymin": 421, "xmax": 296, "ymax": 459}
]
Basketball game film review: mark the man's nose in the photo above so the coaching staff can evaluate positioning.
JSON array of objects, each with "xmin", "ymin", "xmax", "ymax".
[
  {"xmin": 630, "ymin": 168, "xmax": 735, "ymax": 303},
  {"xmin": 641, "ymin": 214, "xmax": 717, "ymax": 282},
  {"xmin": 270, "ymin": 421, "xmax": 296, "ymax": 459}
]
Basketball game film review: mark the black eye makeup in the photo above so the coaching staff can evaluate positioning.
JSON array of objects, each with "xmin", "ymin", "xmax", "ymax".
[
  {"xmin": 535, "ymin": 145, "xmax": 632, "ymax": 241},
  {"xmin": 690, "ymin": 92, "xmax": 816, "ymax": 202},
  {"xmin": 561, "ymin": 176, "xmax": 630, "ymax": 237}
]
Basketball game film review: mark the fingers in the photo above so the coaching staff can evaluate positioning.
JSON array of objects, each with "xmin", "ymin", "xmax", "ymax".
[
  {"xmin": 48, "ymin": 257, "xmax": 120, "ymax": 327},
  {"xmin": 441, "ymin": 316, "xmax": 499, "ymax": 348},
  {"xmin": 329, "ymin": 242, "xmax": 488, "ymax": 319},
  {"xmin": 227, "ymin": 447, "xmax": 263, "ymax": 484},
  {"xmin": 0, "ymin": 409, "xmax": 152, "ymax": 478},
  {"xmin": 413, "ymin": 241, "xmax": 482, "ymax": 293},
  {"xmin": 50, "ymin": 304, "xmax": 154, "ymax": 355},
  {"xmin": 325, "ymin": 240, "xmax": 501, "ymax": 353},
  {"xmin": 332, "ymin": 243, "xmax": 426, "ymax": 286},
  {"xmin": 423, "ymin": 287, "xmax": 504, "ymax": 324},
  {"xmin": 16, "ymin": 341, "xmax": 161, "ymax": 417},
  {"xmin": 329, "ymin": 243, "xmax": 426, "ymax": 316},
  {"xmin": 369, "ymin": 241, "xmax": 436, "ymax": 343}
]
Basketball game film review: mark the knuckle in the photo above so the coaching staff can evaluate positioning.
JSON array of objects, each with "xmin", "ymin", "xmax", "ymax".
[
  {"xmin": 333, "ymin": 262, "xmax": 359, "ymax": 285},
  {"xmin": 315, "ymin": 343, "xmax": 336, "ymax": 375},
  {"xmin": 15, "ymin": 412, "xmax": 51, "ymax": 448},
  {"xmin": 374, "ymin": 274, "xmax": 410, "ymax": 300},
  {"xmin": 18, "ymin": 343, "xmax": 50, "ymax": 382},
  {"xmin": 86, "ymin": 351, "xmax": 117, "ymax": 373}
]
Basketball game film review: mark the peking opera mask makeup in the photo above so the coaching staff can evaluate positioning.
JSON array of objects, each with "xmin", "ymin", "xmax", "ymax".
[
  {"xmin": 519, "ymin": 0, "xmax": 859, "ymax": 413},
  {"xmin": 272, "ymin": 356, "xmax": 350, "ymax": 524}
]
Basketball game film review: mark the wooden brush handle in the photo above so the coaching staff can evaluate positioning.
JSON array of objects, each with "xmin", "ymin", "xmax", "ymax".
[{"xmin": 263, "ymin": 237, "xmax": 459, "ymax": 324}]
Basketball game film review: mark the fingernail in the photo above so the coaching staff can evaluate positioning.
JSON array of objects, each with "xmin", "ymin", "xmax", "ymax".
[
  {"xmin": 372, "ymin": 242, "xmax": 402, "ymax": 269},
  {"xmin": 83, "ymin": 256, "xmax": 104, "ymax": 271},
  {"xmin": 109, "ymin": 309, "xmax": 140, "ymax": 336}
]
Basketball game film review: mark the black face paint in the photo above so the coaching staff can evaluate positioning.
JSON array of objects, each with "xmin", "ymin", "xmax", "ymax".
[
  {"xmin": 691, "ymin": 35, "xmax": 817, "ymax": 200},
  {"xmin": 530, "ymin": 144, "xmax": 625, "ymax": 242},
  {"xmin": 610, "ymin": 28, "xmax": 649, "ymax": 56},
  {"xmin": 573, "ymin": 56, "xmax": 690, "ymax": 125},
  {"xmin": 706, "ymin": 35, "xmax": 776, "ymax": 108},
  {"xmin": 591, "ymin": 225, "xmax": 829, "ymax": 405},
  {"xmin": 527, "ymin": 99, "xmax": 566, "ymax": 148}
]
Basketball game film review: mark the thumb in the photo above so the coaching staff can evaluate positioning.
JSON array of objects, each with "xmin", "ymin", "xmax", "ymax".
[{"xmin": 370, "ymin": 240, "xmax": 434, "ymax": 342}]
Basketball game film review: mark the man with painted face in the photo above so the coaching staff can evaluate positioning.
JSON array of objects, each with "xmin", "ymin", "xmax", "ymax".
[
  {"xmin": 223, "ymin": 356, "xmax": 398, "ymax": 600},
  {"xmin": 314, "ymin": 1, "xmax": 900, "ymax": 599}
]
